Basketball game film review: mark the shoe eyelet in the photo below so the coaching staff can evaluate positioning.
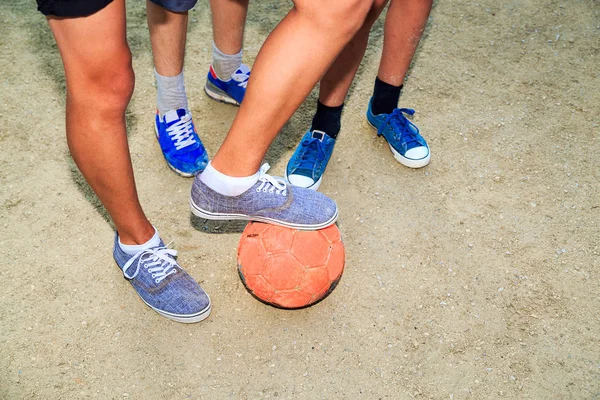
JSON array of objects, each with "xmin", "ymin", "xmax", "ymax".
[{"xmin": 155, "ymin": 279, "xmax": 160, "ymax": 284}]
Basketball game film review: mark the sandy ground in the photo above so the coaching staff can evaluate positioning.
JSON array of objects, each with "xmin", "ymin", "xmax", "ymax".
[{"xmin": 1, "ymin": 0, "xmax": 599, "ymax": 399}]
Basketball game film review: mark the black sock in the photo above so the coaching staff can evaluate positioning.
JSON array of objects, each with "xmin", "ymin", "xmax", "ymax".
[
  {"xmin": 371, "ymin": 77, "xmax": 403, "ymax": 115},
  {"xmin": 310, "ymin": 101, "xmax": 344, "ymax": 140}
]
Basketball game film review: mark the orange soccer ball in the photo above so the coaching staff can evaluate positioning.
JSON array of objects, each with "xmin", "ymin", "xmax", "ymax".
[{"xmin": 237, "ymin": 222, "xmax": 345, "ymax": 309}]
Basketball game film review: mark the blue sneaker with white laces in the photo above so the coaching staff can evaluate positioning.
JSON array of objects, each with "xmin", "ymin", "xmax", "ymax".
[
  {"xmin": 285, "ymin": 130, "xmax": 336, "ymax": 191},
  {"xmin": 155, "ymin": 108, "xmax": 209, "ymax": 177},
  {"xmin": 204, "ymin": 64, "xmax": 250, "ymax": 106},
  {"xmin": 113, "ymin": 233, "xmax": 211, "ymax": 323},
  {"xmin": 366, "ymin": 99, "xmax": 430, "ymax": 168}
]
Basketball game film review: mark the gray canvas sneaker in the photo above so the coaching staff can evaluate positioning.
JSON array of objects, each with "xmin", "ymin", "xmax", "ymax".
[
  {"xmin": 190, "ymin": 164, "xmax": 338, "ymax": 230},
  {"xmin": 113, "ymin": 234, "xmax": 211, "ymax": 323}
]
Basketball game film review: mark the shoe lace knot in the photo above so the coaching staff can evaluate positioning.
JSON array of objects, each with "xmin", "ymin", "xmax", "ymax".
[
  {"xmin": 166, "ymin": 113, "xmax": 197, "ymax": 150},
  {"xmin": 380, "ymin": 108, "xmax": 422, "ymax": 147},
  {"xmin": 122, "ymin": 243, "xmax": 179, "ymax": 284},
  {"xmin": 256, "ymin": 163, "xmax": 287, "ymax": 196}
]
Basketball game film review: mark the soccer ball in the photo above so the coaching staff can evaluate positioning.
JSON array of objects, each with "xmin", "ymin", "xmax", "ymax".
[{"xmin": 237, "ymin": 222, "xmax": 345, "ymax": 309}]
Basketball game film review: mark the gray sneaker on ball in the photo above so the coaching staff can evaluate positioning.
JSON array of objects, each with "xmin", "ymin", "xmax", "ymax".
[{"xmin": 190, "ymin": 164, "xmax": 338, "ymax": 230}]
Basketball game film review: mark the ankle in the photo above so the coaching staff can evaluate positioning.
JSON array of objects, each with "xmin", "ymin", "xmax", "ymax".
[
  {"xmin": 155, "ymin": 69, "xmax": 188, "ymax": 117},
  {"xmin": 311, "ymin": 100, "xmax": 343, "ymax": 139},
  {"xmin": 371, "ymin": 77, "xmax": 403, "ymax": 116},
  {"xmin": 211, "ymin": 42, "xmax": 242, "ymax": 81},
  {"xmin": 117, "ymin": 223, "xmax": 156, "ymax": 245},
  {"xmin": 199, "ymin": 162, "xmax": 259, "ymax": 196}
]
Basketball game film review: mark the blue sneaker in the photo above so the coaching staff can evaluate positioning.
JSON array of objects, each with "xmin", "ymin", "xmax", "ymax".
[
  {"xmin": 285, "ymin": 130, "xmax": 336, "ymax": 190},
  {"xmin": 113, "ymin": 234, "xmax": 211, "ymax": 323},
  {"xmin": 204, "ymin": 64, "xmax": 250, "ymax": 106},
  {"xmin": 366, "ymin": 99, "xmax": 430, "ymax": 168},
  {"xmin": 190, "ymin": 163, "xmax": 338, "ymax": 230},
  {"xmin": 155, "ymin": 109, "xmax": 209, "ymax": 177}
]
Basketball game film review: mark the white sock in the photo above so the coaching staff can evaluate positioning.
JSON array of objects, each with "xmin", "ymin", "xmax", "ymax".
[
  {"xmin": 119, "ymin": 227, "xmax": 161, "ymax": 256},
  {"xmin": 200, "ymin": 162, "xmax": 259, "ymax": 196},
  {"xmin": 155, "ymin": 69, "xmax": 188, "ymax": 118},
  {"xmin": 211, "ymin": 42, "xmax": 242, "ymax": 81}
]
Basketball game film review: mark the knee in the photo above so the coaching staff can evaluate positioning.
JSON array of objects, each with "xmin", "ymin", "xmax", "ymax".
[
  {"xmin": 299, "ymin": 0, "xmax": 375, "ymax": 40},
  {"xmin": 69, "ymin": 50, "xmax": 135, "ymax": 114},
  {"xmin": 106, "ymin": 59, "xmax": 135, "ymax": 110}
]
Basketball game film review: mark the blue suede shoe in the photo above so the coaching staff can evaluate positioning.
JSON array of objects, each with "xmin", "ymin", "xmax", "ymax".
[
  {"xmin": 190, "ymin": 164, "xmax": 338, "ymax": 230},
  {"xmin": 113, "ymin": 234, "xmax": 211, "ymax": 323},
  {"xmin": 204, "ymin": 64, "xmax": 250, "ymax": 106},
  {"xmin": 285, "ymin": 130, "xmax": 336, "ymax": 191},
  {"xmin": 366, "ymin": 99, "xmax": 430, "ymax": 168},
  {"xmin": 155, "ymin": 109, "xmax": 209, "ymax": 177}
]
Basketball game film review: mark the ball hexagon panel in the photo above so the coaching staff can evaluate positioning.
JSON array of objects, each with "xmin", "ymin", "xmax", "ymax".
[
  {"xmin": 271, "ymin": 289, "xmax": 313, "ymax": 309},
  {"xmin": 327, "ymin": 240, "xmax": 345, "ymax": 281},
  {"xmin": 261, "ymin": 225, "xmax": 295, "ymax": 254},
  {"xmin": 291, "ymin": 230, "xmax": 331, "ymax": 267},
  {"xmin": 243, "ymin": 274, "xmax": 275, "ymax": 302},
  {"xmin": 299, "ymin": 266, "xmax": 330, "ymax": 296},
  {"xmin": 263, "ymin": 253, "xmax": 305, "ymax": 290},
  {"xmin": 319, "ymin": 224, "xmax": 341, "ymax": 243},
  {"xmin": 237, "ymin": 236, "xmax": 267, "ymax": 276}
]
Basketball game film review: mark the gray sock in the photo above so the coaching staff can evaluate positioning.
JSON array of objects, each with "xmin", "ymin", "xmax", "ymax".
[
  {"xmin": 155, "ymin": 69, "xmax": 188, "ymax": 118},
  {"xmin": 211, "ymin": 42, "xmax": 242, "ymax": 81}
]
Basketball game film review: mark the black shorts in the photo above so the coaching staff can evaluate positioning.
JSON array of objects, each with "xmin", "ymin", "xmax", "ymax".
[{"xmin": 36, "ymin": 0, "xmax": 114, "ymax": 17}]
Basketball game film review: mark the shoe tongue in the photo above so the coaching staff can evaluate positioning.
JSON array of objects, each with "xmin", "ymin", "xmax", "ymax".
[
  {"xmin": 236, "ymin": 64, "xmax": 250, "ymax": 75},
  {"xmin": 163, "ymin": 109, "xmax": 188, "ymax": 126},
  {"xmin": 311, "ymin": 130, "xmax": 326, "ymax": 141}
]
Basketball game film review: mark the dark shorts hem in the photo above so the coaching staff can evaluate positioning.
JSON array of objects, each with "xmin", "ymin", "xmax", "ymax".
[
  {"xmin": 147, "ymin": 0, "xmax": 198, "ymax": 13},
  {"xmin": 37, "ymin": 0, "xmax": 114, "ymax": 17}
]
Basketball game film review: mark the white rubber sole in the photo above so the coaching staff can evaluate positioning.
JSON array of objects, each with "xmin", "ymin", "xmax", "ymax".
[
  {"xmin": 284, "ymin": 171, "xmax": 322, "ymax": 191},
  {"xmin": 154, "ymin": 123, "xmax": 195, "ymax": 178},
  {"xmin": 190, "ymin": 197, "xmax": 338, "ymax": 231},
  {"xmin": 146, "ymin": 300, "xmax": 212, "ymax": 324},
  {"xmin": 204, "ymin": 83, "xmax": 240, "ymax": 106},
  {"xmin": 366, "ymin": 118, "xmax": 431, "ymax": 169}
]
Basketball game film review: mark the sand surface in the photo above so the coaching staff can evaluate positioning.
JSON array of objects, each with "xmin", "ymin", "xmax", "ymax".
[{"xmin": 1, "ymin": 0, "xmax": 599, "ymax": 398}]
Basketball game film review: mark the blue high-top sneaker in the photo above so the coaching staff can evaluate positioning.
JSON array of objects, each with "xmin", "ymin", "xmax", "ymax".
[
  {"xmin": 155, "ymin": 109, "xmax": 209, "ymax": 177},
  {"xmin": 285, "ymin": 130, "xmax": 336, "ymax": 191},
  {"xmin": 366, "ymin": 99, "xmax": 430, "ymax": 168},
  {"xmin": 204, "ymin": 64, "xmax": 250, "ymax": 106}
]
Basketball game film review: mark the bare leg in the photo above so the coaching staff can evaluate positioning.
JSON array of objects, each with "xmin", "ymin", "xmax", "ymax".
[
  {"xmin": 210, "ymin": 0, "xmax": 375, "ymax": 177},
  {"xmin": 210, "ymin": 0, "xmax": 249, "ymax": 54},
  {"xmin": 318, "ymin": 0, "xmax": 389, "ymax": 107},
  {"xmin": 47, "ymin": 0, "xmax": 154, "ymax": 245},
  {"xmin": 146, "ymin": 1, "xmax": 188, "ymax": 76},
  {"xmin": 378, "ymin": 0, "xmax": 432, "ymax": 85}
]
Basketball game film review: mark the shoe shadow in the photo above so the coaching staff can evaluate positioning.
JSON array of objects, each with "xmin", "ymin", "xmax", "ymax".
[{"xmin": 189, "ymin": 214, "xmax": 248, "ymax": 234}]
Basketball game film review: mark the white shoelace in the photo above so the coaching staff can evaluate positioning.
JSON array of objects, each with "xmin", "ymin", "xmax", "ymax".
[
  {"xmin": 122, "ymin": 245, "xmax": 179, "ymax": 284},
  {"xmin": 166, "ymin": 113, "xmax": 196, "ymax": 150},
  {"xmin": 255, "ymin": 163, "xmax": 287, "ymax": 196}
]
